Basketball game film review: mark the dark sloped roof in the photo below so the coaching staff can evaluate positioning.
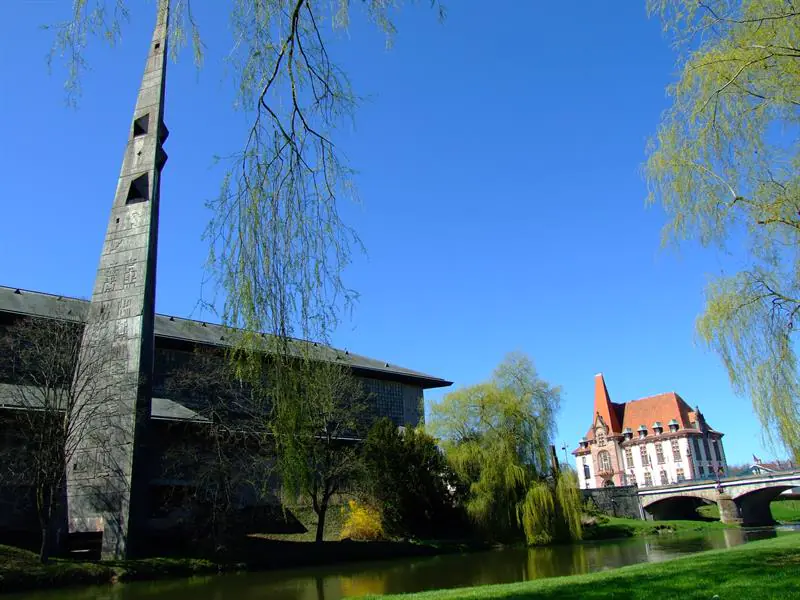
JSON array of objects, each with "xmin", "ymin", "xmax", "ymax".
[{"xmin": 0, "ymin": 285, "xmax": 452, "ymax": 389}]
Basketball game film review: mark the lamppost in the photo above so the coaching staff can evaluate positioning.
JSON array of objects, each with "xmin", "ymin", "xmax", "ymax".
[{"xmin": 561, "ymin": 443, "xmax": 569, "ymax": 466}]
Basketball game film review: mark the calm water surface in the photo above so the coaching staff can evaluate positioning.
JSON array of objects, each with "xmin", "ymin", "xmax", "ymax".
[{"xmin": 9, "ymin": 527, "xmax": 798, "ymax": 600}]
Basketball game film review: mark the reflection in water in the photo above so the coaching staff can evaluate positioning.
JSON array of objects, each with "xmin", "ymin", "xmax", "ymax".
[{"xmin": 6, "ymin": 528, "xmax": 797, "ymax": 600}]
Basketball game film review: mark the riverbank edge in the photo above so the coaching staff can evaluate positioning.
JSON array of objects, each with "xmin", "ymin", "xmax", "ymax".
[
  {"xmin": 581, "ymin": 515, "xmax": 734, "ymax": 540},
  {"xmin": 0, "ymin": 538, "xmax": 489, "ymax": 595},
  {"xmin": 364, "ymin": 533, "xmax": 800, "ymax": 600},
  {"xmin": 0, "ymin": 516, "xmax": 775, "ymax": 596}
]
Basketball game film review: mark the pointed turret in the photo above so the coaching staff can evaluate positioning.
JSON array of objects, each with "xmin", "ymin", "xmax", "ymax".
[
  {"xmin": 66, "ymin": 0, "xmax": 169, "ymax": 560},
  {"xmin": 593, "ymin": 373, "xmax": 621, "ymax": 433}
]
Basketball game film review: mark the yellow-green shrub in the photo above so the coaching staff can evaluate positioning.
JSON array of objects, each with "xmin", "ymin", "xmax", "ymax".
[{"xmin": 339, "ymin": 500, "xmax": 384, "ymax": 541}]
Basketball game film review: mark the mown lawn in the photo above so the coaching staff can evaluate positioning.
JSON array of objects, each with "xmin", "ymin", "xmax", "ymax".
[{"xmin": 366, "ymin": 533, "xmax": 800, "ymax": 600}]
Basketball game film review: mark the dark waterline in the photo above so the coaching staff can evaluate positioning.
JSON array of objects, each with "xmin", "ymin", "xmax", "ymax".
[{"xmin": 7, "ymin": 527, "xmax": 798, "ymax": 600}]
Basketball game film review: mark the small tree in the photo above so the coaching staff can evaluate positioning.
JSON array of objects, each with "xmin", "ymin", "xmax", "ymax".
[
  {"xmin": 363, "ymin": 418, "xmax": 462, "ymax": 539},
  {"xmin": 0, "ymin": 312, "xmax": 116, "ymax": 563},
  {"xmin": 274, "ymin": 360, "xmax": 369, "ymax": 543}
]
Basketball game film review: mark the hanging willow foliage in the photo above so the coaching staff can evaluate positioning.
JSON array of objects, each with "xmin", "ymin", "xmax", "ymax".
[
  {"xmin": 45, "ymin": 0, "xmax": 445, "ymax": 498},
  {"xmin": 646, "ymin": 0, "xmax": 800, "ymax": 458},
  {"xmin": 555, "ymin": 469, "xmax": 583, "ymax": 542},
  {"xmin": 430, "ymin": 353, "xmax": 582, "ymax": 545},
  {"xmin": 519, "ymin": 480, "xmax": 556, "ymax": 546},
  {"xmin": 517, "ymin": 472, "xmax": 583, "ymax": 546}
]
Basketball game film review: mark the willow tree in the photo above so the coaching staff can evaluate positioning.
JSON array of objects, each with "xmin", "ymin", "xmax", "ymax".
[
  {"xmin": 45, "ymin": 0, "xmax": 443, "ymax": 495},
  {"xmin": 428, "ymin": 352, "xmax": 581, "ymax": 545},
  {"xmin": 645, "ymin": 0, "xmax": 800, "ymax": 459}
]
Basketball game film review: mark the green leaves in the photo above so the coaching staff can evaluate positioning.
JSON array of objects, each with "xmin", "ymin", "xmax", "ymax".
[
  {"xmin": 428, "ymin": 353, "xmax": 580, "ymax": 545},
  {"xmin": 647, "ymin": 0, "xmax": 800, "ymax": 459},
  {"xmin": 362, "ymin": 418, "xmax": 461, "ymax": 538}
]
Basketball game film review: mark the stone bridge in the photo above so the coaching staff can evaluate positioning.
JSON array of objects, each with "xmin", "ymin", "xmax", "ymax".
[{"xmin": 636, "ymin": 470, "xmax": 800, "ymax": 526}]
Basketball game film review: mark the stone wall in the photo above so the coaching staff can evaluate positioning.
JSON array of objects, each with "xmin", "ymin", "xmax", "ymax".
[{"xmin": 581, "ymin": 485, "xmax": 643, "ymax": 520}]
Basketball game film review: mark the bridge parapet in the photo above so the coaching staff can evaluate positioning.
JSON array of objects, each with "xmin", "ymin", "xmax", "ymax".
[{"xmin": 636, "ymin": 470, "xmax": 800, "ymax": 526}]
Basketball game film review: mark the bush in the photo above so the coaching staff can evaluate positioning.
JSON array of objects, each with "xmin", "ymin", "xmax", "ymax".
[
  {"xmin": 362, "ymin": 418, "xmax": 466, "ymax": 539},
  {"xmin": 339, "ymin": 500, "xmax": 384, "ymax": 541},
  {"xmin": 582, "ymin": 497, "xmax": 604, "ymax": 517}
]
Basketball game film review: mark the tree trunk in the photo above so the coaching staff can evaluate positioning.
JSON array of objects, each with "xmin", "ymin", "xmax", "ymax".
[
  {"xmin": 315, "ymin": 497, "xmax": 329, "ymax": 543},
  {"xmin": 38, "ymin": 490, "xmax": 53, "ymax": 564},
  {"xmin": 39, "ymin": 527, "xmax": 50, "ymax": 564}
]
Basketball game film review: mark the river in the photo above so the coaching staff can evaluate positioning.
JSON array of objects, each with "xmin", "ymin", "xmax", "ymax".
[{"xmin": 7, "ymin": 527, "xmax": 798, "ymax": 600}]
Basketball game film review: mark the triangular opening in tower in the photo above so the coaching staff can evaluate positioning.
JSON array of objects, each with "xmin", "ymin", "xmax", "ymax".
[
  {"xmin": 132, "ymin": 114, "xmax": 150, "ymax": 137},
  {"xmin": 126, "ymin": 174, "xmax": 150, "ymax": 204}
]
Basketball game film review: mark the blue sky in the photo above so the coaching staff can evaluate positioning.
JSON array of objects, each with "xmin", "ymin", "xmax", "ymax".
[{"xmin": 0, "ymin": 1, "xmax": 778, "ymax": 465}]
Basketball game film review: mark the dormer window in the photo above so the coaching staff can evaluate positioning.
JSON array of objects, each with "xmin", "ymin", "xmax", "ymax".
[
  {"xmin": 623, "ymin": 427, "xmax": 633, "ymax": 441},
  {"xmin": 653, "ymin": 421, "xmax": 663, "ymax": 435},
  {"xmin": 579, "ymin": 437, "xmax": 589, "ymax": 449},
  {"xmin": 668, "ymin": 419, "xmax": 679, "ymax": 433},
  {"xmin": 638, "ymin": 425, "xmax": 648, "ymax": 439}
]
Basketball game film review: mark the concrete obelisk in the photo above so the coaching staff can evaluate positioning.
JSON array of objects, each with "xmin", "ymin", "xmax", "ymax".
[{"xmin": 66, "ymin": 0, "xmax": 169, "ymax": 560}]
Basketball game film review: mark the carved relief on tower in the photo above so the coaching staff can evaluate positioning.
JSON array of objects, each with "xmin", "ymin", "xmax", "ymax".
[
  {"xmin": 95, "ymin": 263, "xmax": 145, "ymax": 300},
  {"xmin": 100, "ymin": 267, "xmax": 120, "ymax": 295}
]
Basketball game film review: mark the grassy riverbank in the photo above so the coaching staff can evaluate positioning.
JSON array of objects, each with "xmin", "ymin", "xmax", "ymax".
[
  {"xmin": 0, "ymin": 505, "xmax": 484, "ymax": 594},
  {"xmin": 698, "ymin": 498, "xmax": 800, "ymax": 523},
  {"xmin": 583, "ymin": 515, "xmax": 728, "ymax": 540},
  {"xmin": 0, "ymin": 538, "xmax": 477, "ymax": 595},
  {"xmin": 0, "ymin": 545, "xmax": 224, "ymax": 594},
  {"xmin": 0, "ymin": 506, "xmax": 792, "ymax": 595},
  {"xmin": 367, "ymin": 534, "xmax": 800, "ymax": 600}
]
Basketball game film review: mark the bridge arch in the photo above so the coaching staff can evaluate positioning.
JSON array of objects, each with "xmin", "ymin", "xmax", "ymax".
[
  {"xmin": 732, "ymin": 484, "xmax": 795, "ymax": 526},
  {"xmin": 642, "ymin": 493, "xmax": 716, "ymax": 521}
]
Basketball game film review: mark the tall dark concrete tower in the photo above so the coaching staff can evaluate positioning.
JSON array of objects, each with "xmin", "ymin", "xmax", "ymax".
[{"xmin": 66, "ymin": 0, "xmax": 169, "ymax": 560}]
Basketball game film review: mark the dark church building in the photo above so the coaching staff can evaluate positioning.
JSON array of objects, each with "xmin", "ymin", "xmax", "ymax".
[
  {"xmin": 0, "ymin": 285, "xmax": 451, "ymax": 554},
  {"xmin": 0, "ymin": 0, "xmax": 455, "ymax": 563}
]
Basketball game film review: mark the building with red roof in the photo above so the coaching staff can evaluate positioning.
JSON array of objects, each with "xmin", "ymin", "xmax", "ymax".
[{"xmin": 573, "ymin": 374, "xmax": 728, "ymax": 489}]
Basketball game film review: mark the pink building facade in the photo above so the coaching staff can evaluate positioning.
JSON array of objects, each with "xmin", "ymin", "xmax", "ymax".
[{"xmin": 573, "ymin": 374, "xmax": 728, "ymax": 489}]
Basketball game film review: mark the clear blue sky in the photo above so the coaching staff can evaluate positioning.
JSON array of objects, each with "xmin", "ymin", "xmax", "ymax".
[{"xmin": 0, "ymin": 1, "xmax": 779, "ymax": 466}]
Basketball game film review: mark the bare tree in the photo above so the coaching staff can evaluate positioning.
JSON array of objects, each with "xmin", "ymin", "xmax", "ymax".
[
  {"xmin": 157, "ymin": 348, "xmax": 274, "ymax": 553},
  {"xmin": 0, "ymin": 311, "xmax": 117, "ymax": 563}
]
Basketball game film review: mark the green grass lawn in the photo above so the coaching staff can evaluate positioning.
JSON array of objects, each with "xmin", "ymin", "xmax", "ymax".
[
  {"xmin": 365, "ymin": 534, "xmax": 800, "ymax": 600},
  {"xmin": 584, "ymin": 515, "xmax": 728, "ymax": 540},
  {"xmin": 0, "ymin": 545, "xmax": 113, "ymax": 593},
  {"xmin": 0, "ymin": 544, "xmax": 225, "ymax": 594},
  {"xmin": 249, "ymin": 504, "xmax": 348, "ymax": 542},
  {"xmin": 770, "ymin": 499, "xmax": 800, "ymax": 522},
  {"xmin": 697, "ymin": 498, "xmax": 800, "ymax": 523}
]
